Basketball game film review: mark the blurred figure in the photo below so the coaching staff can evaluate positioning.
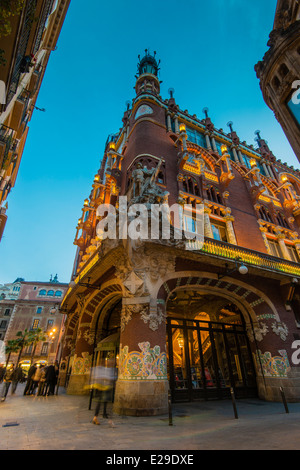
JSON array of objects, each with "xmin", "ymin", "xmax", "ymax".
[
  {"xmin": 90, "ymin": 359, "xmax": 116, "ymax": 426},
  {"xmin": 11, "ymin": 364, "xmax": 24, "ymax": 395},
  {"xmin": 37, "ymin": 365, "xmax": 47, "ymax": 396},
  {"xmin": 1, "ymin": 364, "xmax": 15, "ymax": 401},
  {"xmin": 0, "ymin": 363, "xmax": 5, "ymax": 383},
  {"xmin": 31, "ymin": 364, "xmax": 42, "ymax": 395},
  {"xmin": 24, "ymin": 363, "xmax": 37, "ymax": 395},
  {"xmin": 45, "ymin": 361, "xmax": 59, "ymax": 395}
]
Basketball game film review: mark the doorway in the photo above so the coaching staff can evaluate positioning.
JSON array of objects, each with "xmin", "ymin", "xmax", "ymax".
[{"xmin": 166, "ymin": 290, "xmax": 257, "ymax": 402}]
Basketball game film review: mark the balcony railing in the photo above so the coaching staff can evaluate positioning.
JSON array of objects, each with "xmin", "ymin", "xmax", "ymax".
[{"xmin": 199, "ymin": 237, "xmax": 300, "ymax": 277}]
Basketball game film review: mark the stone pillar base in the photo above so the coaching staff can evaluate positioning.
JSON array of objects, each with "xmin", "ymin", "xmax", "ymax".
[
  {"xmin": 67, "ymin": 374, "xmax": 89, "ymax": 395},
  {"xmin": 113, "ymin": 379, "xmax": 169, "ymax": 416},
  {"xmin": 257, "ymin": 370, "xmax": 300, "ymax": 402}
]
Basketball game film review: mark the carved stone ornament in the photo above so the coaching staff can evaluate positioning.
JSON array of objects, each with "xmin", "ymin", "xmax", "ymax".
[
  {"xmin": 141, "ymin": 304, "xmax": 166, "ymax": 331},
  {"xmin": 121, "ymin": 304, "xmax": 149, "ymax": 332}
]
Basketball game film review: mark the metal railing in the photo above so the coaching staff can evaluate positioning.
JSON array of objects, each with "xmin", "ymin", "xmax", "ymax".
[{"xmin": 200, "ymin": 237, "xmax": 300, "ymax": 277}]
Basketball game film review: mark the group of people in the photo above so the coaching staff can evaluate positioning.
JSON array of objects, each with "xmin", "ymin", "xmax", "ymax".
[
  {"xmin": 0, "ymin": 363, "xmax": 25, "ymax": 401},
  {"xmin": 0, "ymin": 361, "xmax": 59, "ymax": 401},
  {"xmin": 23, "ymin": 361, "xmax": 59, "ymax": 397}
]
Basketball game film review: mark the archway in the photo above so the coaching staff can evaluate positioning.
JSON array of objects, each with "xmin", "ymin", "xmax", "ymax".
[{"xmin": 166, "ymin": 288, "xmax": 257, "ymax": 402}]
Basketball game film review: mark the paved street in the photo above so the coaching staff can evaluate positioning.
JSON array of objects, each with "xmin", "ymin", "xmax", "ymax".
[{"xmin": 1, "ymin": 383, "xmax": 300, "ymax": 451}]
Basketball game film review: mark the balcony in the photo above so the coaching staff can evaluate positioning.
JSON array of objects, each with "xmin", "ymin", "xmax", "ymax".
[
  {"xmin": 0, "ymin": 125, "xmax": 18, "ymax": 169},
  {"xmin": 199, "ymin": 237, "xmax": 300, "ymax": 278}
]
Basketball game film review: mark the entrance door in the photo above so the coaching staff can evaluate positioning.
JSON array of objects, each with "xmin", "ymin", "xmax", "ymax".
[{"xmin": 167, "ymin": 316, "xmax": 257, "ymax": 402}]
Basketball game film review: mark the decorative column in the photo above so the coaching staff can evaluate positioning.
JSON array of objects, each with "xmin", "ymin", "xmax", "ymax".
[
  {"xmin": 237, "ymin": 149, "xmax": 245, "ymax": 165},
  {"xmin": 231, "ymin": 146, "xmax": 240, "ymax": 163},
  {"xmin": 276, "ymin": 232, "xmax": 291, "ymax": 260},
  {"xmin": 113, "ymin": 267, "xmax": 168, "ymax": 416},
  {"xmin": 205, "ymin": 131, "xmax": 212, "ymax": 150},
  {"xmin": 174, "ymin": 116, "xmax": 179, "ymax": 133},
  {"xmin": 166, "ymin": 112, "xmax": 172, "ymax": 132},
  {"xmin": 223, "ymin": 209, "xmax": 237, "ymax": 245},
  {"xmin": 67, "ymin": 298, "xmax": 94, "ymax": 395},
  {"xmin": 259, "ymin": 225, "xmax": 272, "ymax": 254},
  {"xmin": 203, "ymin": 205, "xmax": 214, "ymax": 238},
  {"xmin": 210, "ymin": 135, "xmax": 218, "ymax": 153}
]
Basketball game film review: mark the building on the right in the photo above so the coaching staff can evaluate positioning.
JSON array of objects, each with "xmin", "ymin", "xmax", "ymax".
[{"xmin": 255, "ymin": 0, "xmax": 300, "ymax": 162}]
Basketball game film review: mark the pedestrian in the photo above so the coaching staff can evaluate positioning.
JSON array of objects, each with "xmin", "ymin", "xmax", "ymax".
[
  {"xmin": 23, "ymin": 363, "xmax": 37, "ymax": 395},
  {"xmin": 45, "ymin": 361, "xmax": 58, "ymax": 395},
  {"xmin": 37, "ymin": 365, "xmax": 47, "ymax": 396},
  {"xmin": 11, "ymin": 364, "xmax": 24, "ymax": 395},
  {"xmin": 31, "ymin": 364, "xmax": 42, "ymax": 395},
  {"xmin": 1, "ymin": 364, "xmax": 15, "ymax": 401},
  {"xmin": 90, "ymin": 359, "xmax": 115, "ymax": 426},
  {"xmin": 0, "ymin": 364, "xmax": 5, "ymax": 383}
]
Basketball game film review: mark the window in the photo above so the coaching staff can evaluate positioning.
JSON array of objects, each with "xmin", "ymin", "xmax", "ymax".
[
  {"xmin": 0, "ymin": 320, "xmax": 7, "ymax": 329},
  {"xmin": 41, "ymin": 343, "xmax": 48, "ymax": 355},
  {"xmin": 39, "ymin": 290, "xmax": 46, "ymax": 296},
  {"xmin": 36, "ymin": 307, "xmax": 42, "ymax": 314},
  {"xmin": 32, "ymin": 319, "xmax": 40, "ymax": 330},
  {"xmin": 186, "ymin": 127, "xmax": 206, "ymax": 147},
  {"xmin": 47, "ymin": 290, "xmax": 54, "ymax": 296},
  {"xmin": 268, "ymin": 240, "xmax": 282, "ymax": 258},
  {"xmin": 206, "ymin": 186, "xmax": 222, "ymax": 204},
  {"xmin": 47, "ymin": 319, "xmax": 54, "ymax": 330},
  {"xmin": 4, "ymin": 309, "xmax": 10, "ymax": 316},
  {"xmin": 211, "ymin": 222, "xmax": 228, "ymax": 242},
  {"xmin": 55, "ymin": 291, "xmax": 62, "ymax": 297}
]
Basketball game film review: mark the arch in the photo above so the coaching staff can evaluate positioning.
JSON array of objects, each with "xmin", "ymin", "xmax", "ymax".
[{"xmin": 155, "ymin": 271, "xmax": 280, "ymax": 323}]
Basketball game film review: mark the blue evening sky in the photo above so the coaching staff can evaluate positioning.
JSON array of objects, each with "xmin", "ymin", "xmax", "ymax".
[{"xmin": 0, "ymin": 0, "xmax": 298, "ymax": 285}]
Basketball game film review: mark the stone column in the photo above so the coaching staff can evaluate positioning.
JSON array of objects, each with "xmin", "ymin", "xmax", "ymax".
[
  {"xmin": 166, "ymin": 112, "xmax": 172, "ymax": 132},
  {"xmin": 67, "ymin": 306, "xmax": 94, "ymax": 395},
  {"xmin": 277, "ymin": 232, "xmax": 291, "ymax": 260},
  {"xmin": 114, "ymin": 297, "xmax": 168, "ymax": 416},
  {"xmin": 231, "ymin": 146, "xmax": 240, "ymax": 163},
  {"xmin": 174, "ymin": 116, "xmax": 179, "ymax": 134},
  {"xmin": 205, "ymin": 131, "xmax": 212, "ymax": 150},
  {"xmin": 237, "ymin": 149, "xmax": 244, "ymax": 165},
  {"xmin": 204, "ymin": 205, "xmax": 214, "ymax": 238},
  {"xmin": 259, "ymin": 225, "xmax": 272, "ymax": 254},
  {"xmin": 224, "ymin": 214, "xmax": 237, "ymax": 245},
  {"xmin": 210, "ymin": 136, "xmax": 218, "ymax": 153}
]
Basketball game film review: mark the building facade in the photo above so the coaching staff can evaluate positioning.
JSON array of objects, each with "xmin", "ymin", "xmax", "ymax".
[
  {"xmin": 61, "ymin": 51, "xmax": 300, "ymax": 416},
  {"xmin": 2, "ymin": 278, "xmax": 68, "ymax": 369},
  {"xmin": 255, "ymin": 0, "xmax": 300, "ymax": 162},
  {"xmin": 0, "ymin": 0, "xmax": 70, "ymax": 240}
]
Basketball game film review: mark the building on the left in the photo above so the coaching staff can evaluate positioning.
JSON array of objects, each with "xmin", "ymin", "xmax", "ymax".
[
  {"xmin": 0, "ymin": 0, "xmax": 71, "ymax": 241},
  {"xmin": 0, "ymin": 276, "xmax": 68, "ymax": 373}
]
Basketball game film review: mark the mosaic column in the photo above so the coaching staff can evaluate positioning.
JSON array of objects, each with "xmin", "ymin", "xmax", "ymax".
[
  {"xmin": 67, "ymin": 306, "xmax": 94, "ymax": 395},
  {"xmin": 114, "ymin": 294, "xmax": 168, "ymax": 416},
  {"xmin": 224, "ymin": 212, "xmax": 237, "ymax": 245}
]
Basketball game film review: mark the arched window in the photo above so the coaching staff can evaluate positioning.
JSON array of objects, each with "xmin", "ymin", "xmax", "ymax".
[
  {"xmin": 259, "ymin": 206, "xmax": 273, "ymax": 223},
  {"xmin": 47, "ymin": 290, "xmax": 54, "ymax": 297},
  {"xmin": 39, "ymin": 290, "xmax": 46, "ymax": 296},
  {"xmin": 207, "ymin": 185, "xmax": 222, "ymax": 204},
  {"xmin": 55, "ymin": 291, "xmax": 62, "ymax": 297}
]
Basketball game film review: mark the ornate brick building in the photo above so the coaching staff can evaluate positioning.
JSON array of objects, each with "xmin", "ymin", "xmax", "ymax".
[
  {"xmin": 0, "ymin": 0, "xmax": 70, "ymax": 240},
  {"xmin": 255, "ymin": 0, "xmax": 300, "ymax": 162},
  {"xmin": 61, "ymin": 51, "xmax": 300, "ymax": 416}
]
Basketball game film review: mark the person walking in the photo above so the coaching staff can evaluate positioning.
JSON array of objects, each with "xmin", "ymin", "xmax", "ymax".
[
  {"xmin": 23, "ymin": 363, "xmax": 37, "ymax": 395},
  {"xmin": 45, "ymin": 361, "xmax": 58, "ymax": 395},
  {"xmin": 31, "ymin": 364, "xmax": 42, "ymax": 395},
  {"xmin": 90, "ymin": 359, "xmax": 115, "ymax": 426},
  {"xmin": 0, "ymin": 364, "xmax": 5, "ymax": 383},
  {"xmin": 11, "ymin": 364, "xmax": 24, "ymax": 395},
  {"xmin": 37, "ymin": 365, "xmax": 47, "ymax": 396},
  {"xmin": 1, "ymin": 365, "xmax": 15, "ymax": 401}
]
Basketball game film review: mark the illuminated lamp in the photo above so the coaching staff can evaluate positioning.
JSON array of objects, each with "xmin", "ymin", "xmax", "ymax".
[
  {"xmin": 221, "ymin": 144, "xmax": 228, "ymax": 155},
  {"xmin": 84, "ymin": 199, "xmax": 89, "ymax": 206},
  {"xmin": 250, "ymin": 158, "xmax": 257, "ymax": 168},
  {"xmin": 179, "ymin": 124, "xmax": 186, "ymax": 133},
  {"xmin": 109, "ymin": 142, "xmax": 116, "ymax": 151},
  {"xmin": 94, "ymin": 175, "xmax": 100, "ymax": 182},
  {"xmin": 281, "ymin": 175, "xmax": 288, "ymax": 183}
]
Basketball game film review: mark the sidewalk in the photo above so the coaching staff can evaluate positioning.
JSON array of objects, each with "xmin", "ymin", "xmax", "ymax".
[{"xmin": 1, "ymin": 383, "xmax": 300, "ymax": 450}]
